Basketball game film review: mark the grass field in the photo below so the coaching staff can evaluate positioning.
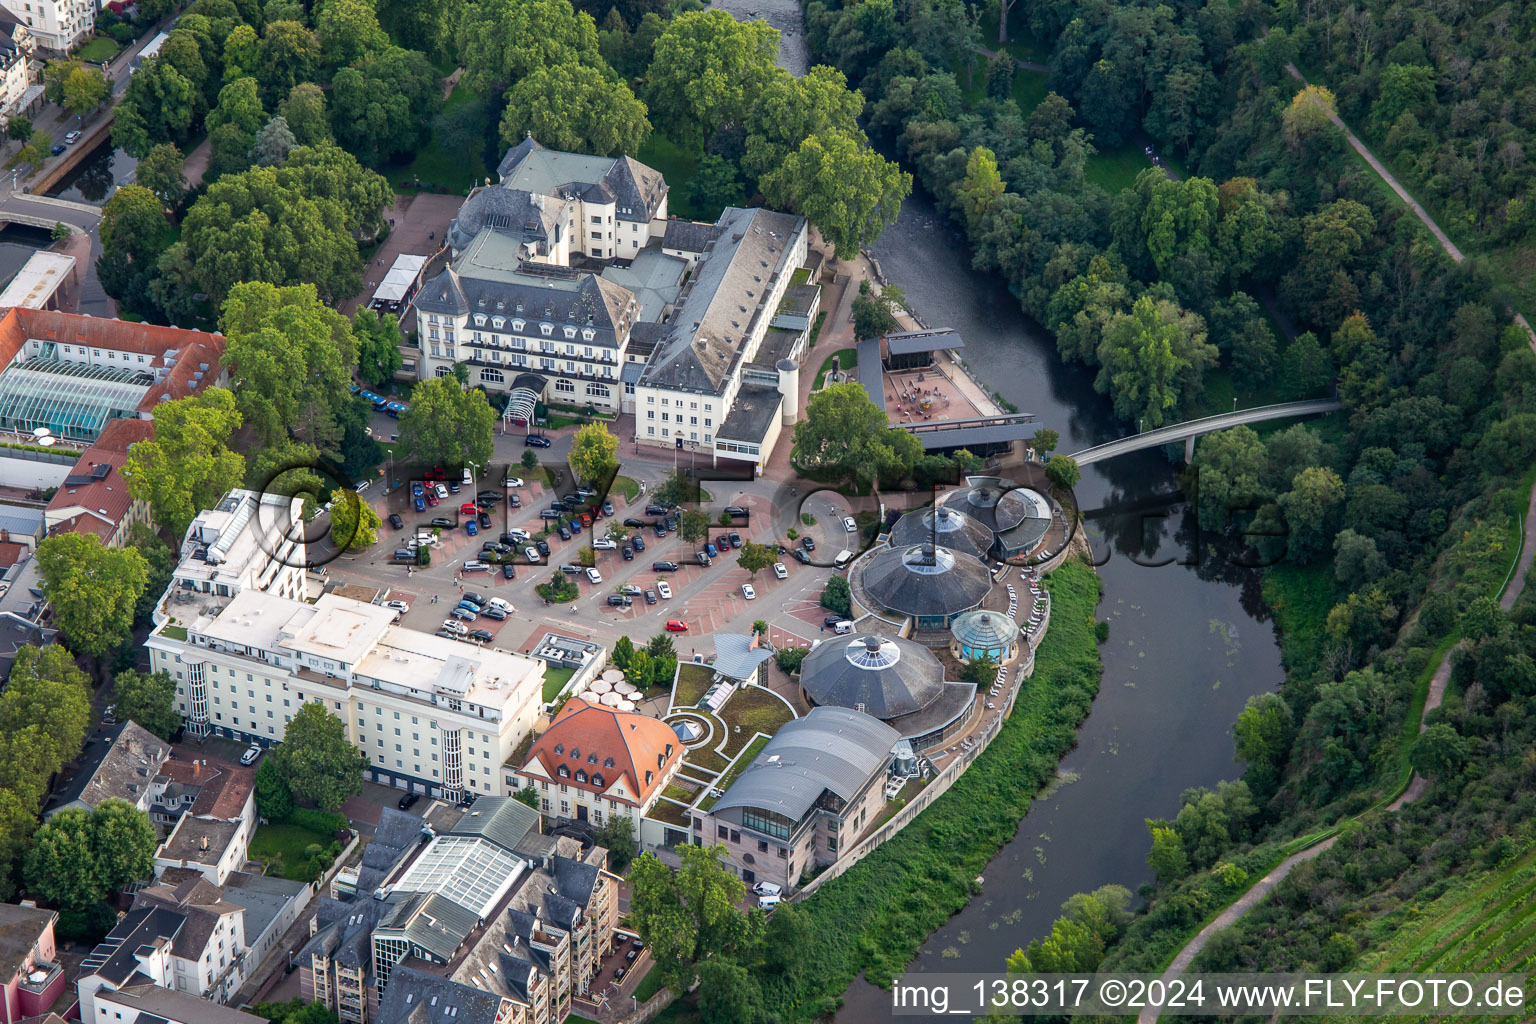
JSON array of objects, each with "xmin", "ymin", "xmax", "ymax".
[
  {"xmin": 76, "ymin": 36, "xmax": 120, "ymax": 63},
  {"xmin": 542, "ymin": 665, "xmax": 574, "ymax": 703},
  {"xmin": 395, "ymin": 82, "xmax": 489, "ymax": 193},
  {"xmin": 1084, "ymin": 139, "xmax": 1189, "ymax": 194},
  {"xmin": 672, "ymin": 662, "xmax": 714, "ymax": 708},
  {"xmin": 717, "ymin": 688, "xmax": 794, "ymax": 750},
  {"xmin": 812, "ymin": 347, "xmax": 857, "ymax": 389},
  {"xmin": 249, "ymin": 824, "xmax": 332, "ymax": 882},
  {"xmin": 638, "ymin": 133, "xmax": 702, "ymax": 220}
]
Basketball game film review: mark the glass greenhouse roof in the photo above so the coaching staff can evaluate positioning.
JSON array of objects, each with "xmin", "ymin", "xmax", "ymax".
[
  {"xmin": 390, "ymin": 834, "xmax": 523, "ymax": 919},
  {"xmin": 0, "ymin": 358, "xmax": 153, "ymax": 440}
]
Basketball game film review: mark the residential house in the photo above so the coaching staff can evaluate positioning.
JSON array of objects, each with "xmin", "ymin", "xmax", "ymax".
[
  {"xmin": 45, "ymin": 721, "xmax": 168, "ymax": 819},
  {"xmin": 87, "ymin": 982, "xmax": 266, "ymax": 1024},
  {"xmin": 43, "ymin": 418, "xmax": 154, "ymax": 547},
  {"xmin": 0, "ymin": 0, "xmax": 88, "ymax": 55},
  {"xmin": 0, "ymin": 903, "xmax": 64, "ymax": 1023},
  {"xmin": 0, "ymin": 10, "xmax": 35, "ymax": 122}
]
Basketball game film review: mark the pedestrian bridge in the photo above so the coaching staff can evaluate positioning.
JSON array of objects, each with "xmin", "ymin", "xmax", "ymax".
[
  {"xmin": 0, "ymin": 192, "xmax": 102, "ymax": 234},
  {"xmin": 1068, "ymin": 398, "xmax": 1343, "ymax": 465}
]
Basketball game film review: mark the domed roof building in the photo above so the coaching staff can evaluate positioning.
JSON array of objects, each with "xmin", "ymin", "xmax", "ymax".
[
  {"xmin": 799, "ymin": 633, "xmax": 977, "ymax": 751},
  {"xmin": 939, "ymin": 475, "xmax": 1055, "ymax": 559},
  {"xmin": 887, "ymin": 505, "xmax": 994, "ymax": 561},
  {"xmin": 855, "ymin": 542, "xmax": 991, "ymax": 629},
  {"xmin": 949, "ymin": 608, "xmax": 1022, "ymax": 664}
]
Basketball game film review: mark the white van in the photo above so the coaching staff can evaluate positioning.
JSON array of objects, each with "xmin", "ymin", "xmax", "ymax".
[
  {"xmin": 758, "ymin": 894, "xmax": 781, "ymax": 910},
  {"xmin": 833, "ymin": 550, "xmax": 855, "ymax": 569},
  {"xmin": 488, "ymin": 597, "xmax": 512, "ymax": 613},
  {"xmin": 832, "ymin": 620, "xmax": 854, "ymax": 635}
]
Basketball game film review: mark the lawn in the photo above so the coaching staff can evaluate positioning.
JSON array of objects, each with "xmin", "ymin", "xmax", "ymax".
[
  {"xmin": 637, "ymin": 133, "xmax": 703, "ymax": 221},
  {"xmin": 542, "ymin": 665, "xmax": 575, "ymax": 703},
  {"xmin": 394, "ymin": 81, "xmax": 489, "ymax": 194},
  {"xmin": 76, "ymin": 36, "xmax": 120, "ymax": 63},
  {"xmin": 612, "ymin": 475, "xmax": 641, "ymax": 501},
  {"xmin": 683, "ymin": 745, "xmax": 729, "ymax": 774},
  {"xmin": 961, "ymin": 66, "xmax": 1048, "ymax": 115},
  {"xmin": 672, "ymin": 662, "xmax": 714, "ymax": 708},
  {"xmin": 249, "ymin": 824, "xmax": 333, "ymax": 882},
  {"xmin": 812, "ymin": 347, "xmax": 858, "ymax": 390},
  {"xmin": 696, "ymin": 734, "xmax": 770, "ymax": 811},
  {"xmin": 717, "ymin": 687, "xmax": 794, "ymax": 752}
]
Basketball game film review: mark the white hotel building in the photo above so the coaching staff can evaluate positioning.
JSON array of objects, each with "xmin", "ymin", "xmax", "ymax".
[{"xmin": 147, "ymin": 491, "xmax": 545, "ymax": 801}]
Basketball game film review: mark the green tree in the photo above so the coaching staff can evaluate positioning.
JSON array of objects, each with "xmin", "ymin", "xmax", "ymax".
[
  {"xmin": 330, "ymin": 47, "xmax": 440, "ymax": 165},
  {"xmin": 629, "ymin": 845, "xmax": 761, "ymax": 991},
  {"xmin": 611, "ymin": 634, "xmax": 636, "ymax": 671},
  {"xmin": 1032, "ymin": 428, "xmax": 1060, "ymax": 455},
  {"xmin": 1282, "ymin": 84, "xmax": 1336, "ymax": 151},
  {"xmin": 136, "ymin": 143, "xmax": 187, "ymax": 207},
  {"xmin": 352, "ymin": 309, "xmax": 404, "ymax": 388},
  {"xmin": 1045, "ymin": 454, "xmax": 1081, "ymax": 490},
  {"xmin": 254, "ymin": 759, "xmax": 294, "ymax": 821},
  {"xmin": 397, "ymin": 376, "xmax": 496, "ymax": 471},
  {"xmin": 594, "ymin": 815, "xmax": 637, "ymax": 870},
  {"xmin": 0, "ymin": 645, "xmax": 92, "ymax": 809},
  {"xmin": 1277, "ymin": 466, "xmax": 1346, "ymax": 564},
  {"xmin": 513, "ymin": 785, "xmax": 540, "ymax": 810},
  {"xmin": 36, "ymin": 533, "xmax": 149, "ymax": 660},
  {"xmin": 220, "ymin": 281, "xmax": 361, "ymax": 450},
  {"xmin": 16, "ymin": 130, "xmax": 52, "ymax": 175},
  {"xmin": 88, "ymin": 799, "xmax": 158, "ymax": 896},
  {"xmin": 737, "ymin": 540, "xmax": 776, "ymax": 576},
  {"xmin": 689, "ymin": 154, "xmax": 746, "ymax": 215},
  {"xmin": 126, "ymin": 523, "xmax": 175, "ymax": 626},
  {"xmin": 498, "ymin": 62, "xmax": 649, "ymax": 157},
  {"xmin": 792, "ymin": 381, "xmax": 922, "ymax": 485},
  {"xmin": 112, "ymin": 669, "xmax": 181, "ymax": 740},
  {"xmin": 125, "ymin": 387, "xmax": 247, "ymax": 541},
  {"xmin": 111, "ymin": 58, "xmax": 200, "ymax": 157},
  {"xmin": 267, "ymin": 703, "xmax": 368, "ymax": 811},
  {"xmin": 1280, "ymin": 332, "xmax": 1332, "ymax": 399},
  {"xmin": 956, "ymin": 146, "xmax": 1006, "ymax": 233},
  {"xmin": 314, "ymin": 0, "xmax": 389, "ymax": 69},
  {"xmin": 850, "ymin": 278, "xmax": 904, "ymax": 341},
  {"xmin": 257, "ymin": 21, "xmax": 320, "ymax": 104},
  {"xmin": 24, "ymin": 800, "xmax": 156, "ymax": 910},
  {"xmin": 1333, "ymin": 529, "xmax": 1388, "ymax": 589},
  {"xmin": 280, "ymin": 83, "xmax": 332, "ymax": 146},
  {"xmin": 740, "ymin": 64, "xmax": 864, "ymax": 185},
  {"xmin": 5, "ymin": 115, "xmax": 30, "ymax": 147},
  {"xmin": 1411, "ymin": 723, "xmax": 1468, "ymax": 783},
  {"xmin": 1094, "ymin": 295, "xmax": 1216, "ymax": 428},
  {"xmin": 1234, "ymin": 691, "xmax": 1293, "ymax": 798},
  {"xmin": 97, "ymin": 185, "xmax": 173, "ymax": 316},
  {"xmin": 456, "ymin": 0, "xmax": 602, "ymax": 94},
  {"xmin": 60, "ymin": 64, "xmax": 109, "ymax": 118},
  {"xmin": 644, "ymin": 10, "xmax": 779, "ymax": 148},
  {"xmin": 1146, "ymin": 824, "xmax": 1189, "ymax": 883},
  {"xmin": 821, "ymin": 574, "xmax": 851, "ymax": 617},
  {"xmin": 625, "ymin": 649, "xmax": 653, "ymax": 690},
  {"xmin": 697, "ymin": 960, "xmax": 763, "ymax": 1024},
  {"xmin": 568, "ymin": 422, "xmax": 619, "ymax": 484},
  {"xmin": 251, "ymin": 115, "xmax": 297, "ymax": 166},
  {"xmin": 521, "ymin": 449, "xmax": 540, "ymax": 471},
  {"xmin": 206, "ymin": 76, "xmax": 265, "ymax": 139},
  {"xmin": 761, "ymin": 130, "xmax": 912, "ymax": 259},
  {"xmin": 328, "ymin": 490, "xmax": 381, "ymax": 550},
  {"xmin": 1190, "ymin": 426, "xmax": 1269, "ymax": 533}
]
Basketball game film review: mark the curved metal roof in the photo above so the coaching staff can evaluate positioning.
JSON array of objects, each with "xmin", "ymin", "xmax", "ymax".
[
  {"xmin": 711, "ymin": 707, "xmax": 898, "ymax": 822},
  {"xmin": 887, "ymin": 505, "xmax": 994, "ymax": 559},
  {"xmin": 950, "ymin": 609, "xmax": 1020, "ymax": 650},
  {"xmin": 859, "ymin": 542, "xmax": 992, "ymax": 617},
  {"xmin": 800, "ymin": 633, "xmax": 945, "ymax": 719}
]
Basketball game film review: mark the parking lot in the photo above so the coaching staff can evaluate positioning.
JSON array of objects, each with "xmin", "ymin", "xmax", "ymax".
[{"xmin": 319, "ymin": 467, "xmax": 839, "ymax": 658}]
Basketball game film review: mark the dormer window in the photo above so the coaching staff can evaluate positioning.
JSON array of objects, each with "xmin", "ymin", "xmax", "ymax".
[
  {"xmin": 564, "ymin": 326, "xmax": 576, "ymax": 339},
  {"xmin": 574, "ymin": 770, "xmax": 588, "ymax": 783},
  {"xmin": 587, "ymin": 752, "xmax": 598, "ymax": 763},
  {"xmin": 496, "ymin": 300, "xmax": 505, "ymax": 310},
  {"xmin": 477, "ymin": 298, "xmax": 486, "ymax": 307},
  {"xmin": 512, "ymin": 319, "xmax": 525, "ymax": 332},
  {"xmin": 540, "ymin": 324, "xmax": 553, "ymax": 336},
  {"xmin": 553, "ymin": 743, "xmax": 564, "ymax": 755},
  {"xmin": 604, "ymin": 757, "xmax": 615, "ymax": 768},
  {"xmin": 582, "ymin": 329, "xmax": 595, "ymax": 342},
  {"xmin": 491, "ymin": 317, "xmax": 504, "ymax": 329},
  {"xmin": 515, "ymin": 302, "xmax": 524, "ymax": 313},
  {"xmin": 557, "ymin": 764, "xmax": 570, "ymax": 778},
  {"xmin": 569, "ymin": 747, "xmax": 580, "ymax": 759},
  {"xmin": 474, "ymin": 314, "xmax": 486, "ymax": 326},
  {"xmin": 591, "ymin": 773, "xmax": 604, "ymax": 787}
]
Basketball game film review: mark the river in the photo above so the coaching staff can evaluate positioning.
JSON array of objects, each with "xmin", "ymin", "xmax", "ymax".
[{"xmin": 834, "ymin": 194, "xmax": 1286, "ymax": 1022}]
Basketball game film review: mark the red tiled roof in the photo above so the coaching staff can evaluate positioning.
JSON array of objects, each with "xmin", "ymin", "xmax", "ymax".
[
  {"xmin": 0, "ymin": 541, "xmax": 23, "ymax": 569},
  {"xmin": 0, "ymin": 307, "xmax": 226, "ymax": 414},
  {"xmin": 45, "ymin": 414, "xmax": 156, "ymax": 543},
  {"xmin": 523, "ymin": 698, "xmax": 681, "ymax": 806}
]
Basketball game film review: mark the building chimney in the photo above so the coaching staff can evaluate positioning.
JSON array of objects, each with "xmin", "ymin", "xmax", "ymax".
[
  {"xmin": 198, "ymin": 836, "xmax": 209, "ymax": 852},
  {"xmin": 192, "ymin": 760, "xmax": 202, "ymax": 779}
]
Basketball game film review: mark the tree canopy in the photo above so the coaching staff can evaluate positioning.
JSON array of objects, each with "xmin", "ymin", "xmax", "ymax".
[
  {"xmin": 792, "ymin": 382, "xmax": 921, "ymax": 484},
  {"xmin": 761, "ymin": 130, "xmax": 912, "ymax": 259},
  {"xmin": 644, "ymin": 10, "xmax": 779, "ymax": 149},
  {"xmin": 125, "ymin": 388, "xmax": 247, "ymax": 540},
  {"xmin": 35, "ymin": 534, "xmax": 149, "ymax": 660},
  {"xmin": 499, "ymin": 63, "xmax": 650, "ymax": 157},
  {"xmin": 396, "ymin": 376, "xmax": 496, "ymax": 471},
  {"xmin": 267, "ymin": 702, "xmax": 368, "ymax": 811}
]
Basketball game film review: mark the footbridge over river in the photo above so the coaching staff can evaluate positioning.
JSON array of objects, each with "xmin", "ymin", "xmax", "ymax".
[
  {"xmin": 1068, "ymin": 398, "xmax": 1343, "ymax": 466},
  {"xmin": 0, "ymin": 191, "xmax": 102, "ymax": 234}
]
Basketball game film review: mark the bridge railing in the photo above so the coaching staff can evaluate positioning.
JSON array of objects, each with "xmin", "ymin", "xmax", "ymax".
[{"xmin": 1067, "ymin": 399, "xmax": 1341, "ymax": 464}]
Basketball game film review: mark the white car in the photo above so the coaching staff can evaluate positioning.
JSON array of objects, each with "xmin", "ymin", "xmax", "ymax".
[
  {"xmin": 505, "ymin": 477, "xmax": 523, "ymax": 488},
  {"xmin": 741, "ymin": 583, "xmax": 756, "ymax": 600},
  {"xmin": 508, "ymin": 528, "xmax": 531, "ymax": 542},
  {"xmin": 752, "ymin": 881, "xmax": 783, "ymax": 897},
  {"xmin": 585, "ymin": 567, "xmax": 603, "ymax": 584},
  {"xmin": 592, "ymin": 538, "xmax": 617, "ymax": 550},
  {"xmin": 843, "ymin": 516, "xmax": 858, "ymax": 532},
  {"xmin": 525, "ymin": 546, "xmax": 541, "ymax": 562},
  {"xmin": 758, "ymin": 894, "xmax": 781, "ymax": 910},
  {"xmin": 488, "ymin": 597, "xmax": 512, "ymax": 612},
  {"xmin": 656, "ymin": 580, "xmax": 672, "ymax": 599},
  {"xmin": 772, "ymin": 562, "xmax": 788, "ymax": 579},
  {"xmin": 383, "ymin": 600, "xmax": 410, "ymax": 613},
  {"xmin": 434, "ymin": 483, "xmax": 448, "ymax": 499},
  {"xmin": 441, "ymin": 619, "xmax": 469, "ymax": 635},
  {"xmin": 239, "ymin": 743, "xmax": 262, "ymax": 765}
]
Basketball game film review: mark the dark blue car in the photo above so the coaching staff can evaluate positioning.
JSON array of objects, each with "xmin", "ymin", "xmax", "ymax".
[{"xmin": 414, "ymin": 496, "xmax": 425, "ymax": 512}]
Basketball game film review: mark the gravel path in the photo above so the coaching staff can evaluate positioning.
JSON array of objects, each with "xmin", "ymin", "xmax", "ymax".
[{"xmin": 716, "ymin": 0, "xmax": 809, "ymax": 76}]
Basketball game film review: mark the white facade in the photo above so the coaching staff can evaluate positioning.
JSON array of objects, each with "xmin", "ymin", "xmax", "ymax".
[
  {"xmin": 1, "ymin": 0, "xmax": 89, "ymax": 54},
  {"xmin": 146, "ymin": 591, "xmax": 546, "ymax": 800}
]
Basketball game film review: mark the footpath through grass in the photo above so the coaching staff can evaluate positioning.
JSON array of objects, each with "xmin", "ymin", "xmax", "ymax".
[{"xmin": 761, "ymin": 560, "xmax": 1105, "ymax": 1020}]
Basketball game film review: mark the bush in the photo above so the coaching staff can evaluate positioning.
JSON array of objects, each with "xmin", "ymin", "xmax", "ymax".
[
  {"xmin": 291, "ymin": 807, "xmax": 349, "ymax": 839},
  {"xmin": 776, "ymin": 647, "xmax": 809, "ymax": 673},
  {"xmin": 57, "ymin": 903, "xmax": 117, "ymax": 944},
  {"xmin": 820, "ymin": 575, "xmax": 851, "ymax": 617},
  {"xmin": 1095, "ymin": 620, "xmax": 1110, "ymax": 643}
]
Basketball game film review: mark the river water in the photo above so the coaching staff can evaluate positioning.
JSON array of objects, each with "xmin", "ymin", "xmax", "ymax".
[{"xmin": 833, "ymin": 195, "xmax": 1285, "ymax": 1021}]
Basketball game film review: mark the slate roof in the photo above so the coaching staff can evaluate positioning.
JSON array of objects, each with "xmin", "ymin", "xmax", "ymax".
[
  {"xmin": 495, "ymin": 137, "xmax": 667, "ymax": 224},
  {"xmin": 638, "ymin": 207, "xmax": 805, "ymax": 395},
  {"xmin": 79, "ymin": 906, "xmax": 184, "ymax": 986},
  {"xmin": 105, "ymin": 982, "xmax": 267, "ymax": 1024},
  {"xmin": 884, "ymin": 328, "xmax": 965, "ymax": 356},
  {"xmin": 376, "ymin": 965, "xmax": 506, "ymax": 1024},
  {"xmin": 800, "ymin": 634, "xmax": 946, "ymax": 719},
  {"xmin": 711, "ymin": 708, "xmax": 897, "ymax": 822},
  {"xmin": 859, "ymin": 542, "xmax": 992, "ymax": 618},
  {"xmin": 379, "ymin": 892, "xmax": 481, "ymax": 963},
  {"xmin": 887, "ymin": 506, "xmax": 995, "ymax": 560},
  {"xmin": 447, "ymin": 188, "xmax": 565, "ymax": 254},
  {"xmin": 661, "ymin": 220, "xmax": 722, "ymax": 254},
  {"xmin": 50, "ymin": 720, "xmax": 165, "ymax": 814},
  {"xmin": 132, "ymin": 876, "xmax": 242, "ymax": 961}
]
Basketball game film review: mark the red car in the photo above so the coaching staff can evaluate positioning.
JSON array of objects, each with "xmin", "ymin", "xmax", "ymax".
[
  {"xmin": 460, "ymin": 503, "xmax": 477, "ymax": 516},
  {"xmin": 579, "ymin": 512, "xmax": 592, "ymax": 527},
  {"xmin": 425, "ymin": 492, "xmax": 439, "ymax": 506},
  {"xmin": 666, "ymin": 620, "xmax": 689, "ymax": 632}
]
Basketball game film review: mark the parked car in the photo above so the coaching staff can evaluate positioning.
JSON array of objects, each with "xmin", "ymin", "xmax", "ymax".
[
  {"xmin": 465, "ymin": 593, "xmax": 489, "ymax": 607},
  {"xmin": 383, "ymin": 600, "xmax": 410, "ymax": 613},
  {"xmin": 645, "ymin": 504, "xmax": 669, "ymax": 516},
  {"xmin": 631, "ymin": 535, "xmax": 645, "ymax": 552},
  {"xmin": 441, "ymin": 619, "xmax": 468, "ymax": 636},
  {"xmin": 388, "ymin": 513, "xmax": 404, "ymax": 530},
  {"xmin": 504, "ymin": 477, "xmax": 524, "ymax": 488},
  {"xmin": 606, "ymin": 594, "xmax": 632, "ymax": 607},
  {"xmin": 602, "ymin": 501, "xmax": 614, "ymax": 516},
  {"xmin": 478, "ymin": 512, "xmax": 492, "ymax": 529},
  {"xmin": 450, "ymin": 608, "xmax": 476, "ymax": 621},
  {"xmin": 463, "ymin": 560, "xmax": 490, "ymax": 573},
  {"xmin": 621, "ymin": 544, "xmax": 634, "ymax": 560},
  {"xmin": 793, "ymin": 548, "xmax": 812, "ymax": 565},
  {"xmin": 593, "ymin": 537, "xmax": 616, "ymax": 550},
  {"xmin": 457, "ymin": 599, "xmax": 482, "ymax": 613},
  {"xmin": 477, "ymin": 490, "xmax": 500, "ymax": 504},
  {"xmin": 758, "ymin": 895, "xmax": 781, "ymax": 910},
  {"xmin": 741, "ymin": 583, "xmax": 756, "ymax": 600},
  {"xmin": 619, "ymin": 584, "xmax": 642, "ymax": 596},
  {"xmin": 656, "ymin": 581, "xmax": 673, "ymax": 599},
  {"xmin": 524, "ymin": 434, "xmax": 552, "ymax": 447},
  {"xmin": 481, "ymin": 607, "xmax": 507, "ymax": 621},
  {"xmin": 525, "ymin": 546, "xmax": 542, "ymax": 562},
  {"xmin": 431, "ymin": 516, "xmax": 454, "ymax": 528},
  {"xmin": 802, "ymin": 536, "xmax": 815, "ymax": 550},
  {"xmin": 773, "ymin": 562, "xmax": 788, "ymax": 579},
  {"xmin": 666, "ymin": 620, "xmax": 689, "ymax": 632},
  {"xmin": 624, "ymin": 517, "xmax": 645, "ymax": 527},
  {"xmin": 509, "ymin": 494, "xmax": 521, "ymax": 507},
  {"xmin": 843, "ymin": 516, "xmax": 858, "ymax": 532},
  {"xmin": 695, "ymin": 551, "xmax": 712, "ymax": 567},
  {"xmin": 503, "ymin": 529, "xmax": 530, "ymax": 543},
  {"xmin": 644, "ymin": 589, "xmax": 657, "ymax": 605},
  {"xmin": 753, "ymin": 882, "xmax": 783, "ymax": 897},
  {"xmin": 560, "ymin": 564, "xmax": 581, "ymax": 575},
  {"xmin": 502, "ymin": 563, "xmax": 516, "ymax": 579},
  {"xmin": 413, "ymin": 482, "xmax": 423, "ymax": 496},
  {"xmin": 824, "ymin": 614, "xmax": 845, "ymax": 627},
  {"xmin": 465, "ymin": 520, "xmax": 478, "ymax": 536},
  {"xmin": 424, "ymin": 492, "xmax": 439, "ymax": 507},
  {"xmin": 535, "ymin": 539, "xmax": 551, "ymax": 556},
  {"xmin": 705, "ymin": 542, "xmax": 718, "ymax": 558},
  {"xmin": 585, "ymin": 567, "xmax": 603, "ymax": 584},
  {"xmin": 414, "ymin": 496, "xmax": 425, "ymax": 512},
  {"xmin": 398, "ymin": 792, "xmax": 420, "ymax": 810},
  {"xmin": 468, "ymin": 629, "xmax": 495, "ymax": 643},
  {"xmin": 725, "ymin": 506, "xmax": 749, "ymax": 518},
  {"xmin": 434, "ymin": 483, "xmax": 448, "ymax": 499},
  {"xmin": 569, "ymin": 518, "xmax": 582, "ymax": 535},
  {"xmin": 653, "ymin": 524, "xmax": 667, "ymax": 538},
  {"xmin": 50, "ymin": 143, "xmax": 64, "ymax": 156},
  {"xmin": 653, "ymin": 561, "xmax": 678, "ymax": 572},
  {"xmin": 459, "ymin": 502, "xmax": 477, "ymax": 516},
  {"xmin": 727, "ymin": 532, "xmax": 742, "ymax": 548},
  {"xmin": 557, "ymin": 525, "xmax": 572, "ymax": 541},
  {"xmin": 240, "ymin": 743, "xmax": 262, "ymax": 765}
]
